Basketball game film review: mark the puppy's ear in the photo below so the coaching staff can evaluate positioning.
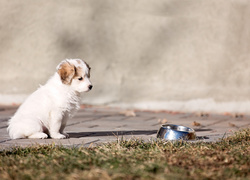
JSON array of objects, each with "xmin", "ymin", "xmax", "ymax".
[
  {"xmin": 85, "ymin": 62, "xmax": 91, "ymax": 78},
  {"xmin": 57, "ymin": 61, "xmax": 76, "ymax": 85}
]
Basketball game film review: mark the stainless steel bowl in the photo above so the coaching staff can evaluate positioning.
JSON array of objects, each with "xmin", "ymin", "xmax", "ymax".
[{"xmin": 157, "ymin": 124, "xmax": 196, "ymax": 140}]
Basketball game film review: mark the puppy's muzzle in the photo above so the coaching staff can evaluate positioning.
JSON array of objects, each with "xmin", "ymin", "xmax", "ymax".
[{"xmin": 88, "ymin": 85, "xmax": 93, "ymax": 90}]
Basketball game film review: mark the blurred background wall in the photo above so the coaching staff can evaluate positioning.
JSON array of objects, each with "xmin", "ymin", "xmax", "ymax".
[{"xmin": 1, "ymin": 0, "xmax": 250, "ymax": 113}]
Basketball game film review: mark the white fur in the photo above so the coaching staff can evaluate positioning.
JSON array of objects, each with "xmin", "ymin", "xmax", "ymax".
[{"xmin": 7, "ymin": 59, "xmax": 92, "ymax": 139}]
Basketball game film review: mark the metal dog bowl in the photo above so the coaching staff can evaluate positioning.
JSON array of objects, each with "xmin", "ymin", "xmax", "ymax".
[{"xmin": 157, "ymin": 124, "xmax": 196, "ymax": 140}]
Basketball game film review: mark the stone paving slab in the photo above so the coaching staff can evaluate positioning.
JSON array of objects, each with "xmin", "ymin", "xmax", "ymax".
[{"xmin": 0, "ymin": 105, "xmax": 249, "ymax": 148}]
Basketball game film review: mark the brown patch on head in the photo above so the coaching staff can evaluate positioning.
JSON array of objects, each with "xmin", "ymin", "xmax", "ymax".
[
  {"xmin": 73, "ymin": 66, "xmax": 84, "ymax": 79},
  {"xmin": 75, "ymin": 60, "xmax": 91, "ymax": 77},
  {"xmin": 76, "ymin": 59, "xmax": 82, "ymax": 64},
  {"xmin": 57, "ymin": 61, "xmax": 76, "ymax": 85}
]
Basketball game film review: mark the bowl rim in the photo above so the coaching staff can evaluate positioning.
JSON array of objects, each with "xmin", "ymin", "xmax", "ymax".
[{"xmin": 160, "ymin": 124, "xmax": 195, "ymax": 133}]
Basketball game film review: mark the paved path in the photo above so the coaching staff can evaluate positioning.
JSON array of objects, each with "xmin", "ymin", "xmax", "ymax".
[{"xmin": 0, "ymin": 105, "xmax": 249, "ymax": 148}]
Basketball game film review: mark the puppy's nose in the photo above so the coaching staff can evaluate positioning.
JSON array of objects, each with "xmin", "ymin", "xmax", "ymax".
[{"xmin": 88, "ymin": 85, "xmax": 93, "ymax": 90}]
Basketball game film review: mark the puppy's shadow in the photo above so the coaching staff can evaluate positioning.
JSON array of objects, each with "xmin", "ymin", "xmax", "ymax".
[
  {"xmin": 68, "ymin": 128, "xmax": 211, "ymax": 139},
  {"xmin": 68, "ymin": 130, "xmax": 158, "ymax": 138}
]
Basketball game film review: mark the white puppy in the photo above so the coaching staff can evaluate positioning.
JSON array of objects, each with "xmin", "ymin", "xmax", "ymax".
[{"xmin": 7, "ymin": 59, "xmax": 92, "ymax": 139}]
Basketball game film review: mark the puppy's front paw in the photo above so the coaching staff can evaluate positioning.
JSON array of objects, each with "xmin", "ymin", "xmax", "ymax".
[{"xmin": 51, "ymin": 133, "xmax": 67, "ymax": 139}]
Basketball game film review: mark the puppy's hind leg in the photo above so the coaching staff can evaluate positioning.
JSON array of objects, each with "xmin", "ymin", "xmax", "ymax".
[{"xmin": 28, "ymin": 132, "xmax": 48, "ymax": 139}]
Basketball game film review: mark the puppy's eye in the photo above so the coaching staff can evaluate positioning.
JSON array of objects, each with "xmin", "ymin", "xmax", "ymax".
[{"xmin": 78, "ymin": 77, "xmax": 83, "ymax": 81}]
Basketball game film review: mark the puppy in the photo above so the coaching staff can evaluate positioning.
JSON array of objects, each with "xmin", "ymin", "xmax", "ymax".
[{"xmin": 7, "ymin": 59, "xmax": 92, "ymax": 139}]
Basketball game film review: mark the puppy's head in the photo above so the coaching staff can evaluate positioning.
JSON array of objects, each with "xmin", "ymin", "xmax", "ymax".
[{"xmin": 57, "ymin": 59, "xmax": 92, "ymax": 92}]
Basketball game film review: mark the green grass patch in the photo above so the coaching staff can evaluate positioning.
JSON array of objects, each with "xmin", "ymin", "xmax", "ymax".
[{"xmin": 0, "ymin": 128, "xmax": 249, "ymax": 180}]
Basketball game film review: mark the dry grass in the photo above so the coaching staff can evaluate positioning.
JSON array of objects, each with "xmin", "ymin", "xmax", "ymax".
[{"xmin": 0, "ymin": 128, "xmax": 249, "ymax": 180}]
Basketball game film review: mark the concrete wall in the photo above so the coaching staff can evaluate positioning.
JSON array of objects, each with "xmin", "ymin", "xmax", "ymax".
[{"xmin": 1, "ymin": 0, "xmax": 250, "ymax": 113}]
